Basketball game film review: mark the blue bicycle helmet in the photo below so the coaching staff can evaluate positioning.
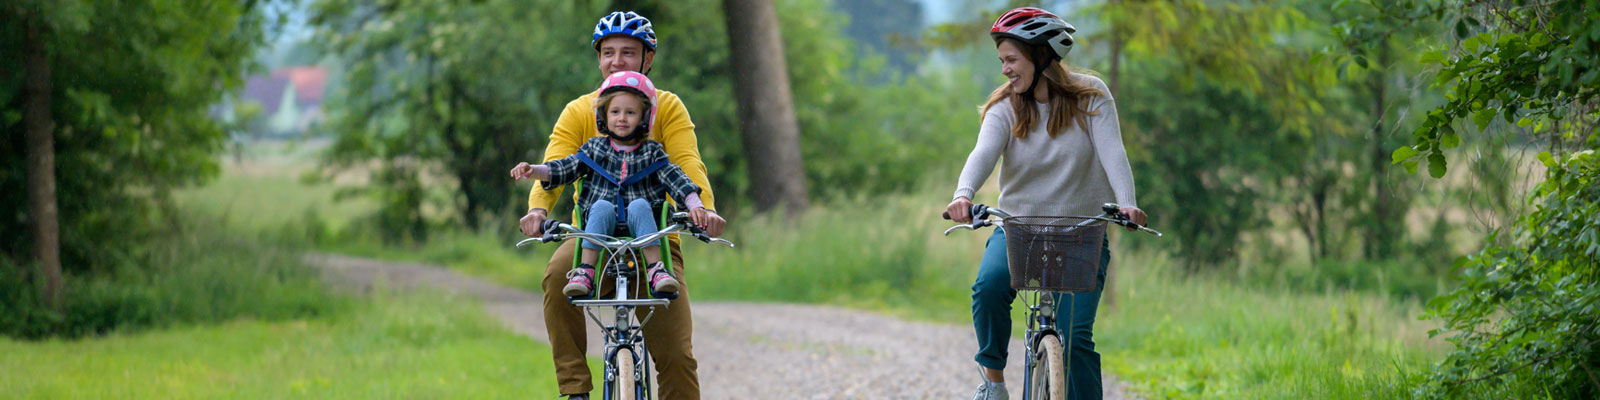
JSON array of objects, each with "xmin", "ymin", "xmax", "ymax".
[{"xmin": 592, "ymin": 11, "xmax": 657, "ymax": 52}]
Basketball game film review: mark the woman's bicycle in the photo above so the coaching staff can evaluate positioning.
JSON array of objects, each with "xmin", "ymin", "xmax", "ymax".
[
  {"xmin": 517, "ymin": 211, "xmax": 733, "ymax": 400},
  {"xmin": 943, "ymin": 203, "xmax": 1161, "ymax": 400}
]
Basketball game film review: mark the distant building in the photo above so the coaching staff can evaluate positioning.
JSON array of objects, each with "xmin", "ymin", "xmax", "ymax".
[{"xmin": 240, "ymin": 66, "xmax": 327, "ymax": 136}]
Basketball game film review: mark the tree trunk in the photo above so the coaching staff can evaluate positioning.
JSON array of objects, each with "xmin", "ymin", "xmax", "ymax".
[
  {"xmin": 720, "ymin": 0, "xmax": 810, "ymax": 214},
  {"xmin": 24, "ymin": 14, "xmax": 63, "ymax": 310},
  {"xmin": 1103, "ymin": 1, "xmax": 1123, "ymax": 310},
  {"xmin": 1364, "ymin": 45, "xmax": 1394, "ymax": 259}
]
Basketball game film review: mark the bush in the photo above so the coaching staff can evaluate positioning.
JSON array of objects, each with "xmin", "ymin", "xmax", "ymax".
[
  {"xmin": 0, "ymin": 217, "xmax": 344, "ymax": 340},
  {"xmin": 1418, "ymin": 150, "xmax": 1600, "ymax": 398}
]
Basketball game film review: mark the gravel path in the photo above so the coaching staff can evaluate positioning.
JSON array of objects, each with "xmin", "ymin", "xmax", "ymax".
[{"xmin": 307, "ymin": 253, "xmax": 1133, "ymax": 399}]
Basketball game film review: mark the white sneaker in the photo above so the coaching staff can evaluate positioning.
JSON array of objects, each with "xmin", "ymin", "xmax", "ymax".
[{"xmin": 972, "ymin": 382, "xmax": 1009, "ymax": 400}]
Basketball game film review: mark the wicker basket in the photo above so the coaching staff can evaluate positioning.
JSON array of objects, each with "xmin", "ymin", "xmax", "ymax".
[{"xmin": 1003, "ymin": 216, "xmax": 1107, "ymax": 292}]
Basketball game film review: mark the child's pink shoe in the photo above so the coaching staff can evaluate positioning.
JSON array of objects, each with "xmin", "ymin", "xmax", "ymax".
[
  {"xmin": 646, "ymin": 262, "xmax": 679, "ymax": 294},
  {"xmin": 563, "ymin": 264, "xmax": 597, "ymax": 296}
]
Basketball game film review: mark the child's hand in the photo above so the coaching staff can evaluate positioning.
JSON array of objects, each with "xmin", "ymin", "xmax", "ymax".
[
  {"xmin": 509, "ymin": 162, "xmax": 535, "ymax": 180},
  {"xmin": 689, "ymin": 207, "xmax": 725, "ymax": 237}
]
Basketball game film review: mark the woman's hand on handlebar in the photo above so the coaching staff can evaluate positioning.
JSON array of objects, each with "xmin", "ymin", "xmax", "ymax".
[
  {"xmin": 946, "ymin": 197, "xmax": 974, "ymax": 223},
  {"xmin": 1118, "ymin": 206, "xmax": 1147, "ymax": 232}
]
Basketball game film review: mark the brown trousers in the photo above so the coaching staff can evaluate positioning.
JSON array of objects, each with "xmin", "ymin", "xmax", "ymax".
[{"xmin": 543, "ymin": 238, "xmax": 699, "ymax": 399}]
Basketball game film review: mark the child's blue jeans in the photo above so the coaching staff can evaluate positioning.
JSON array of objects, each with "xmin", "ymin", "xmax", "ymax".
[{"xmin": 581, "ymin": 198, "xmax": 659, "ymax": 251}]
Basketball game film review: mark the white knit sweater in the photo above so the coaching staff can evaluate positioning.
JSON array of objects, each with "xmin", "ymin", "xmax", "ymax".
[{"xmin": 953, "ymin": 73, "xmax": 1137, "ymax": 217}]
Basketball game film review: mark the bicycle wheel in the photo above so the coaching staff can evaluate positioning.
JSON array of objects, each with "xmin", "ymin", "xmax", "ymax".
[
  {"xmin": 614, "ymin": 347, "xmax": 636, "ymax": 400},
  {"xmin": 1028, "ymin": 334, "xmax": 1067, "ymax": 399}
]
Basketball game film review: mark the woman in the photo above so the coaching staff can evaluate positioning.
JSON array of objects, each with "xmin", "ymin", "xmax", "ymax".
[{"xmin": 946, "ymin": 7, "xmax": 1148, "ymax": 400}]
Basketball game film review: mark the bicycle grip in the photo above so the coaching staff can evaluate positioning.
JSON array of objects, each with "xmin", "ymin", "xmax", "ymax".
[
  {"xmin": 942, "ymin": 204, "xmax": 990, "ymax": 221},
  {"xmin": 540, "ymin": 219, "xmax": 561, "ymax": 235}
]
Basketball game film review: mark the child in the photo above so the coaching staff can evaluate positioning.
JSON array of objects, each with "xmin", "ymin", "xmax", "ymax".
[{"xmin": 510, "ymin": 71, "xmax": 703, "ymax": 296}]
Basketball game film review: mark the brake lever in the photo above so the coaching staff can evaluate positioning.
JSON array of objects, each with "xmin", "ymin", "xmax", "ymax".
[
  {"xmin": 943, "ymin": 225, "xmax": 975, "ymax": 236},
  {"xmin": 1105, "ymin": 214, "xmax": 1163, "ymax": 237},
  {"xmin": 942, "ymin": 219, "xmax": 992, "ymax": 236}
]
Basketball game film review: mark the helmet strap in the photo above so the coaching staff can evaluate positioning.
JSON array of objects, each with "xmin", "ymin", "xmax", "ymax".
[
  {"xmin": 1024, "ymin": 46, "xmax": 1059, "ymax": 101},
  {"xmin": 600, "ymin": 124, "xmax": 649, "ymax": 145}
]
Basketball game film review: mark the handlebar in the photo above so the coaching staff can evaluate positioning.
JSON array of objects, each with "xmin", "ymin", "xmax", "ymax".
[
  {"xmin": 516, "ymin": 211, "xmax": 735, "ymax": 249},
  {"xmin": 941, "ymin": 203, "xmax": 1162, "ymax": 237}
]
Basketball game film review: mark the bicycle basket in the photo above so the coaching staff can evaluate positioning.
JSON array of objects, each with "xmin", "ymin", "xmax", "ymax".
[{"xmin": 1003, "ymin": 216, "xmax": 1106, "ymax": 292}]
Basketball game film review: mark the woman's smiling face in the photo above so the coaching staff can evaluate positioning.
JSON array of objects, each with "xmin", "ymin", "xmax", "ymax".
[{"xmin": 996, "ymin": 39, "xmax": 1033, "ymax": 96}]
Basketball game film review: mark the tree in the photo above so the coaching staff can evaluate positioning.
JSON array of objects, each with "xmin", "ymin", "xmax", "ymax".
[
  {"xmin": 1093, "ymin": 0, "xmax": 1332, "ymax": 269},
  {"xmin": 834, "ymin": 0, "xmax": 926, "ymax": 72},
  {"xmin": 1342, "ymin": 0, "xmax": 1600, "ymax": 396},
  {"xmin": 1, "ymin": 0, "xmax": 275, "ymax": 297},
  {"xmin": 720, "ymin": 0, "xmax": 810, "ymax": 214},
  {"xmin": 310, "ymin": 0, "xmax": 594, "ymax": 237},
  {"xmin": 1327, "ymin": 0, "xmax": 1450, "ymax": 260},
  {"xmin": 310, "ymin": 0, "xmax": 983, "ymax": 227},
  {"xmin": 18, "ymin": 4, "xmax": 62, "ymax": 310}
]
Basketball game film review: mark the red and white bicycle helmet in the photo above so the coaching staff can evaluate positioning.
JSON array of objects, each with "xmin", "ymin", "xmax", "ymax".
[
  {"xmin": 595, "ymin": 71, "xmax": 658, "ymax": 141},
  {"xmin": 990, "ymin": 7, "xmax": 1077, "ymax": 61}
]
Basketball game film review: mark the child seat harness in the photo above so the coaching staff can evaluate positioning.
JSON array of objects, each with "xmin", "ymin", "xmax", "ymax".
[{"xmin": 573, "ymin": 151, "xmax": 669, "ymax": 226}]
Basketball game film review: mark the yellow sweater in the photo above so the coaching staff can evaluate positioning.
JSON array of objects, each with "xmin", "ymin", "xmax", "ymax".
[{"xmin": 528, "ymin": 89, "xmax": 716, "ymax": 213}]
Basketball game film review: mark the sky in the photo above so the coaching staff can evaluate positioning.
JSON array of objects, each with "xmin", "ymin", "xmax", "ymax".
[{"xmin": 266, "ymin": 1, "xmax": 971, "ymax": 48}]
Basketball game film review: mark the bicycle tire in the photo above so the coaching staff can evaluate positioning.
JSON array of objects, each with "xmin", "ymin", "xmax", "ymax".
[
  {"xmin": 615, "ymin": 347, "xmax": 636, "ymax": 400},
  {"xmin": 1029, "ymin": 334, "xmax": 1067, "ymax": 399}
]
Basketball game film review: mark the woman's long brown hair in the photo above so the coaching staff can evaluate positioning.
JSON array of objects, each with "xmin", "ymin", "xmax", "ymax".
[{"xmin": 981, "ymin": 37, "xmax": 1105, "ymax": 139}]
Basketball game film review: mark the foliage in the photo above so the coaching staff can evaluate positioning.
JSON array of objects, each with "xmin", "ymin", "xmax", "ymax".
[
  {"xmin": 1349, "ymin": 0, "xmax": 1600, "ymax": 176},
  {"xmin": 310, "ymin": 0, "xmax": 984, "ymax": 226},
  {"xmin": 1340, "ymin": 1, "xmax": 1600, "ymax": 396},
  {"xmin": 1417, "ymin": 151, "xmax": 1600, "ymax": 398},
  {"xmin": 0, "ymin": 0, "xmax": 278, "ymax": 271},
  {"xmin": 1092, "ymin": 0, "xmax": 1339, "ymax": 268},
  {"xmin": 0, "ymin": 216, "xmax": 343, "ymax": 339},
  {"xmin": 309, "ymin": 0, "xmax": 597, "ymax": 236},
  {"xmin": 835, "ymin": 0, "xmax": 926, "ymax": 73}
]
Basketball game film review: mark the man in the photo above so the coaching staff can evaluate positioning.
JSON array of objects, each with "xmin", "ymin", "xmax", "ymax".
[{"xmin": 520, "ymin": 11, "xmax": 725, "ymax": 400}]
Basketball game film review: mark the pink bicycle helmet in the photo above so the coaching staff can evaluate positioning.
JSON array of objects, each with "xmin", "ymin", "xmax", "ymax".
[{"xmin": 595, "ymin": 71, "xmax": 658, "ymax": 141}]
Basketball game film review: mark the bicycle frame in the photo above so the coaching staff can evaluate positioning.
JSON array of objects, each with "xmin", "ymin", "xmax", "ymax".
[
  {"xmin": 943, "ymin": 203, "xmax": 1158, "ymax": 400},
  {"xmin": 517, "ymin": 213, "xmax": 732, "ymax": 400}
]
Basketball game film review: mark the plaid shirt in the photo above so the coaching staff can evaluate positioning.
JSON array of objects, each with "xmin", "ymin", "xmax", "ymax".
[{"xmin": 541, "ymin": 137, "xmax": 701, "ymax": 216}]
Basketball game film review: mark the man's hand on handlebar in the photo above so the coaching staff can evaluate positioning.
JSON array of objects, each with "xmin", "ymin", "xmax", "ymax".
[
  {"xmin": 520, "ymin": 208, "xmax": 548, "ymax": 237},
  {"xmin": 689, "ymin": 207, "xmax": 725, "ymax": 237}
]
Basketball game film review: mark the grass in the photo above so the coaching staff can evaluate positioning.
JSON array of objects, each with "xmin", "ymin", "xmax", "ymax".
[
  {"xmin": 1095, "ymin": 250, "xmax": 1439, "ymax": 398},
  {"xmin": 174, "ymin": 138, "xmax": 376, "ymax": 233},
  {"xmin": 0, "ymin": 293, "xmax": 577, "ymax": 399},
  {"xmin": 1, "ymin": 214, "xmax": 345, "ymax": 339},
  {"xmin": 333, "ymin": 179, "xmax": 1447, "ymax": 398},
  {"xmin": 0, "ymin": 142, "xmax": 581, "ymax": 399},
  {"xmin": 196, "ymin": 141, "xmax": 1454, "ymax": 398}
]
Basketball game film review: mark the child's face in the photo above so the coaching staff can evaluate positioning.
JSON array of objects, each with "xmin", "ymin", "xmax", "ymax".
[{"xmin": 605, "ymin": 94, "xmax": 646, "ymax": 139}]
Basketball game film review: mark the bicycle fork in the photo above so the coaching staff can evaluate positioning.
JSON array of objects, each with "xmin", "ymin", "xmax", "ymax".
[{"xmin": 1021, "ymin": 292, "xmax": 1076, "ymax": 400}]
